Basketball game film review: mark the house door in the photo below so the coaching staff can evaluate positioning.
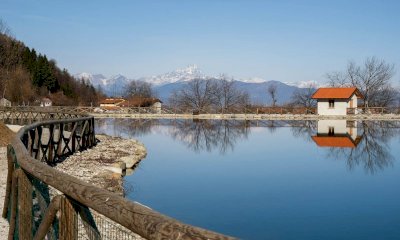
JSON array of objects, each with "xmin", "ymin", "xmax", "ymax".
[{"xmin": 350, "ymin": 99, "xmax": 353, "ymax": 108}]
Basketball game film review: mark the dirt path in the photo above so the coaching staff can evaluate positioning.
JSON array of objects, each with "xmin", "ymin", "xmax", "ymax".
[
  {"xmin": 0, "ymin": 147, "xmax": 9, "ymax": 239},
  {"xmin": 0, "ymin": 123, "xmax": 16, "ymax": 239}
]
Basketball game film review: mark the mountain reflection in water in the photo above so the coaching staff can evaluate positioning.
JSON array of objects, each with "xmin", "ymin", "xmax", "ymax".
[{"xmin": 96, "ymin": 119, "xmax": 400, "ymax": 174}]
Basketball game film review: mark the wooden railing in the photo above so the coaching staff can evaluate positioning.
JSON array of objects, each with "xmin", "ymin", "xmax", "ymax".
[
  {"xmin": 2, "ymin": 111, "xmax": 234, "ymax": 239},
  {"xmin": 1, "ymin": 106, "xmax": 319, "ymax": 116},
  {"xmin": 347, "ymin": 107, "xmax": 400, "ymax": 115}
]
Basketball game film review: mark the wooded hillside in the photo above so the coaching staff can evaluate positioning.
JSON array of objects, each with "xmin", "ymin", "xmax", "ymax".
[{"xmin": 0, "ymin": 23, "xmax": 101, "ymax": 106}]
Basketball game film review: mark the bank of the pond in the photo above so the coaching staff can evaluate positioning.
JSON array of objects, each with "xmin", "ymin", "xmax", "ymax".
[
  {"xmin": 54, "ymin": 134, "xmax": 147, "ymax": 196},
  {"xmin": 0, "ymin": 123, "xmax": 16, "ymax": 239},
  {"xmin": 0, "ymin": 122, "xmax": 148, "ymax": 239},
  {"xmin": 91, "ymin": 113, "xmax": 400, "ymax": 121},
  {"xmin": 0, "ymin": 147, "xmax": 9, "ymax": 239}
]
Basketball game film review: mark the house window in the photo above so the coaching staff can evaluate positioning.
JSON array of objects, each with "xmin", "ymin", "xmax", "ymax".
[
  {"xmin": 328, "ymin": 126, "xmax": 335, "ymax": 135},
  {"xmin": 346, "ymin": 120, "xmax": 355, "ymax": 128},
  {"xmin": 329, "ymin": 99, "xmax": 335, "ymax": 108}
]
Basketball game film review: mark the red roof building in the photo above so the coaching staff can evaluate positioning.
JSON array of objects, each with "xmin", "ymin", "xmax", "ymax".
[
  {"xmin": 312, "ymin": 87, "xmax": 363, "ymax": 99},
  {"xmin": 312, "ymin": 135, "xmax": 361, "ymax": 148},
  {"xmin": 99, "ymin": 98, "xmax": 126, "ymax": 107},
  {"xmin": 312, "ymin": 119, "xmax": 362, "ymax": 149},
  {"xmin": 312, "ymin": 87, "xmax": 363, "ymax": 116}
]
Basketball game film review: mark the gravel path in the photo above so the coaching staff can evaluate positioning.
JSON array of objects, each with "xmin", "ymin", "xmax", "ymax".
[{"xmin": 0, "ymin": 147, "xmax": 9, "ymax": 239}]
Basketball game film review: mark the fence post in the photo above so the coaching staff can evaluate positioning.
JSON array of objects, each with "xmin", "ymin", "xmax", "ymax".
[
  {"xmin": 2, "ymin": 145, "xmax": 15, "ymax": 219},
  {"xmin": 48, "ymin": 124, "xmax": 55, "ymax": 163},
  {"xmin": 71, "ymin": 123, "xmax": 76, "ymax": 153},
  {"xmin": 18, "ymin": 170, "xmax": 33, "ymax": 240},
  {"xmin": 60, "ymin": 196, "xmax": 78, "ymax": 240}
]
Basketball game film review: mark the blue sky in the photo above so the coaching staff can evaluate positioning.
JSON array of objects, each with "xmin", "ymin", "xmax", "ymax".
[{"xmin": 1, "ymin": 0, "xmax": 399, "ymax": 84}]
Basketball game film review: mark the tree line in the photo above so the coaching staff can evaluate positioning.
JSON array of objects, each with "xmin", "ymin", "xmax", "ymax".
[
  {"xmin": 0, "ymin": 20, "xmax": 102, "ymax": 106},
  {"xmin": 124, "ymin": 56, "xmax": 398, "ymax": 112}
]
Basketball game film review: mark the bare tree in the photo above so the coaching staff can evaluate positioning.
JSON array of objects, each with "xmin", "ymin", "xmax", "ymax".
[
  {"xmin": 169, "ymin": 78, "xmax": 218, "ymax": 111},
  {"xmin": 0, "ymin": 19, "xmax": 12, "ymax": 36},
  {"xmin": 267, "ymin": 84, "xmax": 277, "ymax": 107},
  {"xmin": 290, "ymin": 83, "xmax": 317, "ymax": 108},
  {"xmin": 170, "ymin": 77, "xmax": 250, "ymax": 112},
  {"xmin": 125, "ymin": 80, "xmax": 153, "ymax": 98},
  {"xmin": 215, "ymin": 75, "xmax": 250, "ymax": 111},
  {"xmin": 326, "ymin": 57, "xmax": 396, "ymax": 107},
  {"xmin": 4, "ymin": 67, "xmax": 35, "ymax": 104}
]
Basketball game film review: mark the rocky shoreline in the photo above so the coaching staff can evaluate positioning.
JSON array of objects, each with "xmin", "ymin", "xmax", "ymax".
[
  {"xmin": 54, "ymin": 134, "xmax": 147, "ymax": 196},
  {"xmin": 0, "ymin": 122, "xmax": 147, "ymax": 239}
]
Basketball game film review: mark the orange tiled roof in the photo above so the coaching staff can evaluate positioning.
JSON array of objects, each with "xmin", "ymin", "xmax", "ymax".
[
  {"xmin": 99, "ymin": 98, "xmax": 126, "ymax": 105},
  {"xmin": 312, "ymin": 136, "xmax": 357, "ymax": 148},
  {"xmin": 311, "ymin": 87, "xmax": 363, "ymax": 99}
]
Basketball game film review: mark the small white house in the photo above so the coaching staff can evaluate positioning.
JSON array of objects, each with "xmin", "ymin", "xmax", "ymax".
[
  {"xmin": 312, "ymin": 87, "xmax": 363, "ymax": 116},
  {"xmin": 40, "ymin": 98, "xmax": 53, "ymax": 107},
  {"xmin": 0, "ymin": 98, "xmax": 11, "ymax": 107},
  {"xmin": 312, "ymin": 120, "xmax": 361, "ymax": 148}
]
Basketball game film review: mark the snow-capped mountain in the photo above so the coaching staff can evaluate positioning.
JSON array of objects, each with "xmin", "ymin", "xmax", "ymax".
[
  {"xmin": 284, "ymin": 80, "xmax": 320, "ymax": 88},
  {"xmin": 74, "ymin": 65, "xmax": 316, "ymax": 103},
  {"xmin": 239, "ymin": 77, "xmax": 268, "ymax": 84},
  {"xmin": 74, "ymin": 73, "xmax": 108, "ymax": 86},
  {"xmin": 138, "ymin": 65, "xmax": 206, "ymax": 86},
  {"xmin": 74, "ymin": 73, "xmax": 129, "ymax": 96}
]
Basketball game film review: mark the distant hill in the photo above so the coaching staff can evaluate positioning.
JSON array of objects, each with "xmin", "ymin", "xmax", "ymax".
[
  {"xmin": 153, "ymin": 80, "xmax": 301, "ymax": 105},
  {"xmin": 0, "ymin": 31, "xmax": 101, "ymax": 105},
  {"xmin": 74, "ymin": 73, "xmax": 129, "ymax": 97},
  {"xmin": 77, "ymin": 65, "xmax": 308, "ymax": 105}
]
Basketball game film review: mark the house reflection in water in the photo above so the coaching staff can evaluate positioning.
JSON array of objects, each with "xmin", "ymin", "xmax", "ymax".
[{"xmin": 312, "ymin": 120, "xmax": 362, "ymax": 148}]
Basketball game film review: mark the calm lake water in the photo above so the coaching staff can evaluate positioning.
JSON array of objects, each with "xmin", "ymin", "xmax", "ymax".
[{"xmin": 96, "ymin": 119, "xmax": 400, "ymax": 240}]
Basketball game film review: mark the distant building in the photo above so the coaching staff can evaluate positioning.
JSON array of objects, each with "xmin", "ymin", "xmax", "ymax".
[
  {"xmin": 99, "ymin": 98, "xmax": 126, "ymax": 107},
  {"xmin": 98, "ymin": 98, "xmax": 125, "ymax": 111},
  {"xmin": 312, "ymin": 87, "xmax": 363, "ymax": 115},
  {"xmin": 312, "ymin": 120, "xmax": 362, "ymax": 148},
  {"xmin": 0, "ymin": 98, "xmax": 11, "ymax": 107},
  {"xmin": 120, "ymin": 97, "xmax": 162, "ymax": 113},
  {"xmin": 40, "ymin": 97, "xmax": 53, "ymax": 107}
]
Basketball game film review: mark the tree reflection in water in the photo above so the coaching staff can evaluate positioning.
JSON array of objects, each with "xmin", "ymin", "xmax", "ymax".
[
  {"xmin": 96, "ymin": 118, "xmax": 158, "ymax": 137},
  {"xmin": 97, "ymin": 118, "xmax": 400, "ymax": 173},
  {"xmin": 325, "ymin": 121, "xmax": 400, "ymax": 174},
  {"xmin": 290, "ymin": 120, "xmax": 317, "ymax": 142},
  {"xmin": 97, "ymin": 118, "xmax": 252, "ymax": 154},
  {"xmin": 170, "ymin": 119, "xmax": 251, "ymax": 154}
]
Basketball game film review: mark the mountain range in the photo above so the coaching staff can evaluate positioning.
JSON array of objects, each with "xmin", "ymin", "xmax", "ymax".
[{"xmin": 74, "ymin": 65, "xmax": 315, "ymax": 105}]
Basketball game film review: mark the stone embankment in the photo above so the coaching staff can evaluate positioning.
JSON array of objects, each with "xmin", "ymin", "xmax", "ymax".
[
  {"xmin": 54, "ymin": 134, "xmax": 147, "ymax": 195},
  {"xmin": 91, "ymin": 113, "xmax": 400, "ymax": 121}
]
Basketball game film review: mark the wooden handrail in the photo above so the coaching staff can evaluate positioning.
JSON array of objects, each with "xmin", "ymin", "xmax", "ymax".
[{"xmin": 3, "ymin": 111, "xmax": 234, "ymax": 239}]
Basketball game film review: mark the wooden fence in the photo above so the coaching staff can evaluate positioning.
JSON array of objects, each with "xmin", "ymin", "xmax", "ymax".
[
  {"xmin": 3, "ymin": 106, "xmax": 400, "ymax": 117},
  {"xmin": 2, "ymin": 111, "xmax": 234, "ymax": 239},
  {"xmin": 347, "ymin": 107, "xmax": 400, "ymax": 115}
]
